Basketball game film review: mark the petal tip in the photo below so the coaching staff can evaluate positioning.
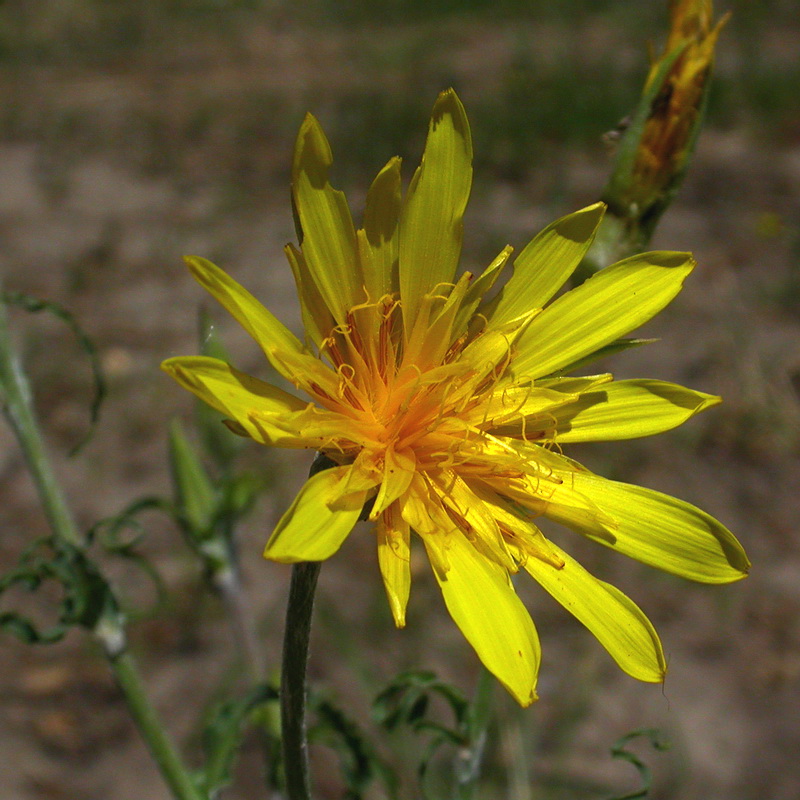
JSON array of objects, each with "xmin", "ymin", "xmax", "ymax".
[
  {"xmin": 293, "ymin": 112, "xmax": 334, "ymax": 182},
  {"xmin": 515, "ymin": 686, "xmax": 539, "ymax": 708},
  {"xmin": 553, "ymin": 202, "xmax": 607, "ymax": 245},
  {"xmin": 430, "ymin": 88, "xmax": 472, "ymax": 157},
  {"xmin": 699, "ymin": 393, "xmax": 723, "ymax": 411},
  {"xmin": 656, "ymin": 250, "xmax": 697, "ymax": 272},
  {"xmin": 183, "ymin": 254, "xmax": 219, "ymax": 287},
  {"xmin": 437, "ymin": 86, "xmax": 459, "ymax": 104},
  {"xmin": 635, "ymin": 670, "xmax": 667, "ymax": 685},
  {"xmin": 183, "ymin": 254, "xmax": 212, "ymax": 273}
]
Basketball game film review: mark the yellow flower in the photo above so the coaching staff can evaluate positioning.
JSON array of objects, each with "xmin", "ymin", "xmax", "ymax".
[{"xmin": 162, "ymin": 89, "xmax": 749, "ymax": 706}]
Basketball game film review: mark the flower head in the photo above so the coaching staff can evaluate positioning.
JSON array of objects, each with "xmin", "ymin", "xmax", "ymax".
[
  {"xmin": 637, "ymin": 0, "xmax": 727, "ymax": 194},
  {"xmin": 605, "ymin": 0, "xmax": 728, "ymax": 233},
  {"xmin": 163, "ymin": 89, "xmax": 749, "ymax": 705}
]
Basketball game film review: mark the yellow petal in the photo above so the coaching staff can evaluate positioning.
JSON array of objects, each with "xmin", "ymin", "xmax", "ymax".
[
  {"xmin": 184, "ymin": 255, "xmax": 307, "ymax": 378},
  {"xmin": 267, "ymin": 343, "xmax": 350, "ymax": 410},
  {"xmin": 512, "ymin": 251, "xmax": 695, "ymax": 380},
  {"xmin": 371, "ymin": 445, "xmax": 417, "ymax": 518},
  {"xmin": 558, "ymin": 471, "xmax": 750, "ymax": 583},
  {"xmin": 423, "ymin": 532, "xmax": 540, "ymax": 706},
  {"xmin": 465, "ymin": 481, "xmax": 566, "ymax": 569},
  {"xmin": 454, "ymin": 245, "xmax": 513, "ymax": 334},
  {"xmin": 285, "ymin": 242, "xmax": 334, "ymax": 348},
  {"xmin": 400, "ymin": 290, "xmax": 446, "ymax": 371},
  {"xmin": 554, "ymin": 337, "xmax": 655, "ymax": 376},
  {"xmin": 409, "ymin": 271, "xmax": 473, "ymax": 369},
  {"xmin": 525, "ymin": 542, "xmax": 666, "ymax": 682},
  {"xmin": 292, "ymin": 113, "xmax": 360, "ymax": 326},
  {"xmin": 399, "ymin": 473, "xmax": 455, "ymax": 541},
  {"xmin": 270, "ymin": 404, "xmax": 379, "ymax": 451},
  {"xmin": 536, "ymin": 373, "xmax": 614, "ymax": 393},
  {"xmin": 473, "ymin": 385, "xmax": 579, "ymax": 430},
  {"xmin": 454, "ymin": 312, "xmax": 536, "ymax": 395},
  {"xmin": 486, "ymin": 460, "xmax": 618, "ymax": 544},
  {"xmin": 488, "ymin": 203, "xmax": 606, "ymax": 327},
  {"xmin": 399, "ymin": 89, "xmax": 472, "ymax": 334},
  {"xmin": 161, "ymin": 356, "xmax": 306, "ymax": 445},
  {"xmin": 330, "ymin": 449, "xmax": 382, "ymax": 505},
  {"xmin": 552, "ymin": 379, "xmax": 720, "ymax": 442},
  {"xmin": 377, "ymin": 508, "xmax": 411, "ymax": 628},
  {"xmin": 431, "ymin": 472, "xmax": 515, "ymax": 571},
  {"xmin": 361, "ymin": 156, "xmax": 403, "ymax": 301},
  {"xmin": 263, "ymin": 466, "xmax": 365, "ymax": 563}
]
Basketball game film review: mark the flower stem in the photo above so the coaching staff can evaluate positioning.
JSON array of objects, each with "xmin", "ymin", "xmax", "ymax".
[
  {"xmin": 109, "ymin": 650, "xmax": 206, "ymax": 800},
  {"xmin": 281, "ymin": 561, "xmax": 322, "ymax": 800},
  {"xmin": 0, "ymin": 292, "xmax": 83, "ymax": 548}
]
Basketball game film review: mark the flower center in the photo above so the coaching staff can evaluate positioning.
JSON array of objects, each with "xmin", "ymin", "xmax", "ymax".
[{"xmin": 310, "ymin": 296, "xmax": 532, "ymax": 478}]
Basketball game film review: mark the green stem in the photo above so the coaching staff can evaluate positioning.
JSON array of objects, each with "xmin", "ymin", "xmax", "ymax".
[
  {"xmin": 0, "ymin": 292, "xmax": 83, "ymax": 547},
  {"xmin": 110, "ymin": 650, "xmax": 206, "ymax": 800},
  {"xmin": 281, "ymin": 561, "xmax": 322, "ymax": 800},
  {"xmin": 1, "ymin": 290, "xmax": 204, "ymax": 800},
  {"xmin": 216, "ymin": 564, "xmax": 265, "ymax": 682}
]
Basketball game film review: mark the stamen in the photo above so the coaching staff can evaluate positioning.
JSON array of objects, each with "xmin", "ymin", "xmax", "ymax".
[
  {"xmin": 427, "ymin": 280, "xmax": 458, "ymax": 301},
  {"xmin": 346, "ymin": 310, "xmax": 365, "ymax": 360},
  {"xmin": 309, "ymin": 381, "xmax": 336, "ymax": 404},
  {"xmin": 321, "ymin": 334, "xmax": 344, "ymax": 369},
  {"xmin": 444, "ymin": 332, "xmax": 468, "ymax": 364},
  {"xmin": 443, "ymin": 502, "xmax": 471, "ymax": 536},
  {"xmin": 337, "ymin": 362, "xmax": 358, "ymax": 393},
  {"xmin": 377, "ymin": 297, "xmax": 399, "ymax": 380}
]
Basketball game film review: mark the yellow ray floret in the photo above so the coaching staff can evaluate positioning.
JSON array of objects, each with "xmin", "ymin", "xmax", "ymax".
[{"xmin": 163, "ymin": 88, "xmax": 749, "ymax": 706}]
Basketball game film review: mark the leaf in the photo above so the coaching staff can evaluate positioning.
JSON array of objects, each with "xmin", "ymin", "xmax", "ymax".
[
  {"xmin": 0, "ymin": 536, "xmax": 120, "ymax": 642},
  {"xmin": 1, "ymin": 290, "xmax": 106, "ymax": 454},
  {"xmin": 168, "ymin": 418, "xmax": 217, "ymax": 536},
  {"xmin": 0, "ymin": 610, "xmax": 67, "ymax": 645},
  {"xmin": 373, "ymin": 670, "xmax": 473, "ymax": 798},
  {"xmin": 373, "ymin": 670, "xmax": 469, "ymax": 734},
  {"xmin": 309, "ymin": 693, "xmax": 399, "ymax": 800},
  {"xmin": 606, "ymin": 728, "xmax": 670, "ymax": 800},
  {"xmin": 197, "ymin": 684, "xmax": 279, "ymax": 799}
]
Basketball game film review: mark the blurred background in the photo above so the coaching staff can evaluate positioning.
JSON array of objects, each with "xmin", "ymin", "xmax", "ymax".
[{"xmin": 1, "ymin": 1, "xmax": 799, "ymax": 798}]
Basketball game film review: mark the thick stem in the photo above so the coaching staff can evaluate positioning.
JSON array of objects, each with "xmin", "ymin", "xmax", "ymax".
[
  {"xmin": 281, "ymin": 561, "xmax": 322, "ymax": 800},
  {"xmin": 110, "ymin": 651, "xmax": 206, "ymax": 800}
]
